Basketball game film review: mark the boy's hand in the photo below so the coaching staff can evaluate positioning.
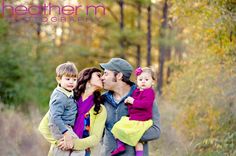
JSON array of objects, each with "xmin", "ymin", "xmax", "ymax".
[
  {"xmin": 124, "ymin": 97, "xmax": 134, "ymax": 105},
  {"xmin": 63, "ymin": 131, "xmax": 74, "ymax": 149}
]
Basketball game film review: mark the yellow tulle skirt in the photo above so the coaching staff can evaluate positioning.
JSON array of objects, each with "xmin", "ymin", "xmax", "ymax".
[{"xmin": 111, "ymin": 116, "xmax": 153, "ymax": 146}]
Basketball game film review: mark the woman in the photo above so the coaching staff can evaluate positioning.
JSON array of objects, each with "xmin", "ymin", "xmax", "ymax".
[{"xmin": 38, "ymin": 67, "xmax": 107, "ymax": 156}]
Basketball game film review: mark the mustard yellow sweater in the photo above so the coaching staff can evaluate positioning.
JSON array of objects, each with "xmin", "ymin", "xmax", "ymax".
[{"xmin": 38, "ymin": 105, "xmax": 107, "ymax": 156}]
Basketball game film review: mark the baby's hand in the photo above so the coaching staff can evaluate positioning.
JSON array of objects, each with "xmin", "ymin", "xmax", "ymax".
[{"xmin": 124, "ymin": 97, "xmax": 134, "ymax": 104}]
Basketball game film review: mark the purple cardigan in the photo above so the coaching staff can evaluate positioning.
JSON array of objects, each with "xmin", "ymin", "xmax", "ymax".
[{"xmin": 128, "ymin": 88, "xmax": 155, "ymax": 121}]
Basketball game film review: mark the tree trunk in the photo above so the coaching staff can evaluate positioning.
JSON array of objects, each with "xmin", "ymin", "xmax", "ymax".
[
  {"xmin": 119, "ymin": 0, "xmax": 125, "ymax": 59},
  {"xmin": 136, "ymin": 3, "xmax": 141, "ymax": 67},
  {"xmin": 166, "ymin": 47, "xmax": 171, "ymax": 84},
  {"xmin": 157, "ymin": 0, "xmax": 168, "ymax": 95},
  {"xmin": 147, "ymin": 4, "xmax": 152, "ymax": 66},
  {"xmin": 35, "ymin": 0, "xmax": 43, "ymax": 60}
]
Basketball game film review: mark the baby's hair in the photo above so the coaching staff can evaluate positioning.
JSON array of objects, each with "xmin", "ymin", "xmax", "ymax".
[
  {"xmin": 56, "ymin": 62, "xmax": 78, "ymax": 78},
  {"xmin": 141, "ymin": 67, "xmax": 156, "ymax": 80}
]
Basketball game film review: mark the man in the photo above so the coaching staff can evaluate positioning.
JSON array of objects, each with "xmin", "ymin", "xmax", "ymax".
[{"xmin": 100, "ymin": 58, "xmax": 161, "ymax": 156}]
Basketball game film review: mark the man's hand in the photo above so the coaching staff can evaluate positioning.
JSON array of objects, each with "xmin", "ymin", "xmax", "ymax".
[{"xmin": 124, "ymin": 96, "xmax": 134, "ymax": 104}]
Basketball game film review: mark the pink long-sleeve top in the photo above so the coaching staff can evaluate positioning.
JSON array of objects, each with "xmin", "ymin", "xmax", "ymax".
[{"xmin": 128, "ymin": 88, "xmax": 155, "ymax": 121}]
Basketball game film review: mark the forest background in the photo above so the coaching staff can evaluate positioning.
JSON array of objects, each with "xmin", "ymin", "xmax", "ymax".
[{"xmin": 0, "ymin": 0, "xmax": 235, "ymax": 155}]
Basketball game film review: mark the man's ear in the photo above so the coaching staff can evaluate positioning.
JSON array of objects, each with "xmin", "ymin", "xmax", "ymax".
[
  {"xmin": 56, "ymin": 77, "xmax": 61, "ymax": 84},
  {"xmin": 116, "ymin": 72, "xmax": 123, "ymax": 80}
]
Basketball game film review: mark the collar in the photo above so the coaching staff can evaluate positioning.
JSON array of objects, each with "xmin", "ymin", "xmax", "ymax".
[
  {"xmin": 104, "ymin": 84, "xmax": 137, "ymax": 107},
  {"xmin": 56, "ymin": 85, "xmax": 74, "ymax": 98}
]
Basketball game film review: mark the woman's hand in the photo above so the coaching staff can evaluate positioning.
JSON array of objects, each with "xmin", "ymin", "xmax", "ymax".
[
  {"xmin": 57, "ymin": 138, "xmax": 74, "ymax": 150},
  {"xmin": 63, "ymin": 131, "xmax": 74, "ymax": 149}
]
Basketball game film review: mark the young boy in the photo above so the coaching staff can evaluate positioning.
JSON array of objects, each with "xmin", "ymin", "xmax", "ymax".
[{"xmin": 48, "ymin": 62, "xmax": 82, "ymax": 156}]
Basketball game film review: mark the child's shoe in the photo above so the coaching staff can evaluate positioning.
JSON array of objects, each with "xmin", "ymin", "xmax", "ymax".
[{"xmin": 111, "ymin": 145, "xmax": 126, "ymax": 156}]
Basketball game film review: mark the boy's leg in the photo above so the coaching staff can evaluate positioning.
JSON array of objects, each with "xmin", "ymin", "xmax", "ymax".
[
  {"xmin": 70, "ymin": 150, "xmax": 86, "ymax": 156},
  {"xmin": 67, "ymin": 126, "xmax": 86, "ymax": 156},
  {"xmin": 50, "ymin": 125, "xmax": 83, "ymax": 156},
  {"xmin": 135, "ymin": 142, "xmax": 144, "ymax": 156},
  {"xmin": 52, "ymin": 146, "xmax": 71, "ymax": 156},
  {"xmin": 49, "ymin": 123, "xmax": 63, "ymax": 140},
  {"xmin": 49, "ymin": 124, "xmax": 70, "ymax": 156}
]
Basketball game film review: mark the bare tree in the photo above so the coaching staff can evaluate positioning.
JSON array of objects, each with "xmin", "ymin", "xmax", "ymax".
[
  {"xmin": 136, "ymin": 2, "xmax": 142, "ymax": 67},
  {"xmin": 157, "ymin": 0, "xmax": 168, "ymax": 94},
  {"xmin": 147, "ymin": 3, "xmax": 152, "ymax": 66},
  {"xmin": 35, "ymin": 0, "xmax": 43, "ymax": 60},
  {"xmin": 118, "ymin": 0, "xmax": 125, "ymax": 58}
]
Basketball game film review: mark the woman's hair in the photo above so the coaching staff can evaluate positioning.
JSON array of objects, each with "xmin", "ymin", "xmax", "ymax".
[{"xmin": 74, "ymin": 67, "xmax": 102, "ymax": 115}]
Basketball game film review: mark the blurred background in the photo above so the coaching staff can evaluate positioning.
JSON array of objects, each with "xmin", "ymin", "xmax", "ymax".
[{"xmin": 0, "ymin": 0, "xmax": 236, "ymax": 155}]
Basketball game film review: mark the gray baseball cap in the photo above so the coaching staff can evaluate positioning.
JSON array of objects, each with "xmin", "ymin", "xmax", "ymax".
[{"xmin": 100, "ymin": 58, "xmax": 133, "ymax": 79}]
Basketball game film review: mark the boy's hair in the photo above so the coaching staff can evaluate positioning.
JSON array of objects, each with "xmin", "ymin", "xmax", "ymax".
[
  {"xmin": 56, "ymin": 62, "xmax": 78, "ymax": 78},
  {"xmin": 141, "ymin": 67, "xmax": 156, "ymax": 80}
]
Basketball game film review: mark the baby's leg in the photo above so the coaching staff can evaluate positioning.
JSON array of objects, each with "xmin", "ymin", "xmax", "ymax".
[{"xmin": 135, "ymin": 142, "xmax": 143, "ymax": 156}]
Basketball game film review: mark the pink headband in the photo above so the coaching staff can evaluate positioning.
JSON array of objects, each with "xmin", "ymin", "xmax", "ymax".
[{"xmin": 135, "ymin": 67, "xmax": 142, "ymax": 76}]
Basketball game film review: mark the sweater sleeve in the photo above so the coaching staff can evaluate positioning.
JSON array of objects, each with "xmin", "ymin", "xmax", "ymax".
[
  {"xmin": 132, "ymin": 88, "xmax": 155, "ymax": 109},
  {"xmin": 38, "ymin": 112, "xmax": 58, "ymax": 145},
  {"xmin": 49, "ymin": 97, "xmax": 68, "ymax": 134},
  {"xmin": 73, "ymin": 105, "xmax": 107, "ymax": 150},
  {"xmin": 140, "ymin": 100, "xmax": 161, "ymax": 142}
]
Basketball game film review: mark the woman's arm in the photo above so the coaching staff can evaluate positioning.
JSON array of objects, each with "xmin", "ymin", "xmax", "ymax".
[
  {"xmin": 38, "ymin": 112, "xmax": 58, "ymax": 145},
  {"xmin": 73, "ymin": 105, "xmax": 107, "ymax": 150}
]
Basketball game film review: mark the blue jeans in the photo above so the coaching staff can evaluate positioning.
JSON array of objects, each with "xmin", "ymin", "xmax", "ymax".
[{"xmin": 85, "ymin": 150, "xmax": 90, "ymax": 156}]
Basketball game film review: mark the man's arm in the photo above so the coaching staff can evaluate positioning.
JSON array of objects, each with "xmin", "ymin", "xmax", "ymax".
[{"xmin": 140, "ymin": 100, "xmax": 161, "ymax": 141}]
